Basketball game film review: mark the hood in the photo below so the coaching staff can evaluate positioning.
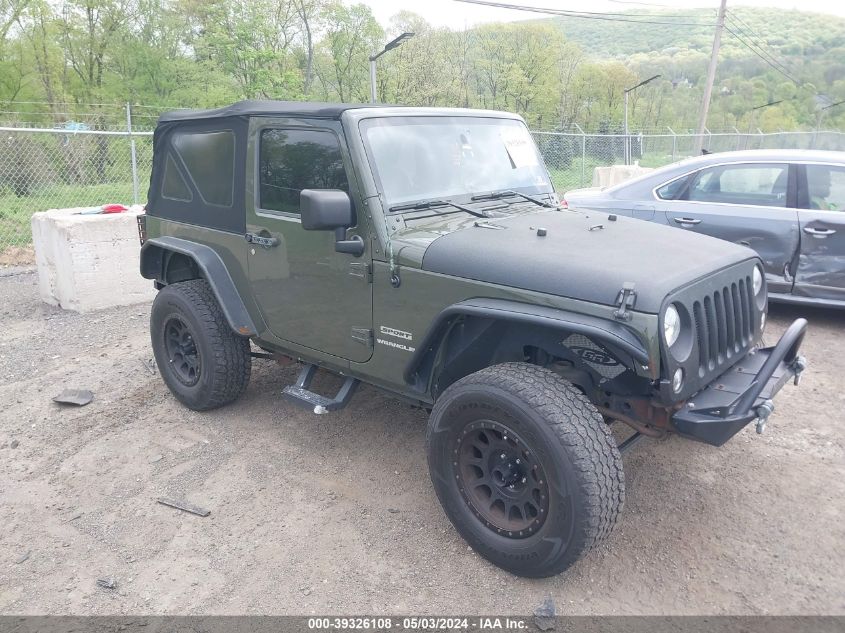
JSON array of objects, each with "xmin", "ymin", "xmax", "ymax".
[{"xmin": 416, "ymin": 209, "xmax": 756, "ymax": 313}]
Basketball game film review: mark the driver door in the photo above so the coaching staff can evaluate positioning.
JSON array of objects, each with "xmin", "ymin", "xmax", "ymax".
[{"xmin": 245, "ymin": 120, "xmax": 373, "ymax": 363}]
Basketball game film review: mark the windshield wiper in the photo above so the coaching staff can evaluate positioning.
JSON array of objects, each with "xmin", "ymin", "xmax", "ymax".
[
  {"xmin": 471, "ymin": 189, "xmax": 554, "ymax": 208},
  {"xmin": 388, "ymin": 199, "xmax": 488, "ymax": 218}
]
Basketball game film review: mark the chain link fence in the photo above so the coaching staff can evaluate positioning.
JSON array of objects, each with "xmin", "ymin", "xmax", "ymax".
[
  {"xmin": 1, "ymin": 123, "xmax": 844, "ymax": 266},
  {"xmin": 533, "ymin": 129, "xmax": 845, "ymax": 193},
  {"xmin": 0, "ymin": 127, "xmax": 153, "ymax": 265}
]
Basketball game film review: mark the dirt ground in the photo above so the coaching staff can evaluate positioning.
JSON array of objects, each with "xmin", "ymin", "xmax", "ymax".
[{"xmin": 0, "ymin": 268, "xmax": 843, "ymax": 616}]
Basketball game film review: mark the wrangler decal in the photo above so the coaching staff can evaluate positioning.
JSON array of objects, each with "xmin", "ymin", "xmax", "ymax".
[{"xmin": 376, "ymin": 338, "xmax": 416, "ymax": 353}]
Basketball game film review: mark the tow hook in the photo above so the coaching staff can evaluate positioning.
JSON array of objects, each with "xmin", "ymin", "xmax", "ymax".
[
  {"xmin": 755, "ymin": 399, "xmax": 775, "ymax": 434},
  {"xmin": 790, "ymin": 355, "xmax": 808, "ymax": 386}
]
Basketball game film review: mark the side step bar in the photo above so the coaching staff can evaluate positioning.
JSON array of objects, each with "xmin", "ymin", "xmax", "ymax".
[
  {"xmin": 617, "ymin": 431, "xmax": 645, "ymax": 454},
  {"xmin": 282, "ymin": 363, "xmax": 359, "ymax": 414}
]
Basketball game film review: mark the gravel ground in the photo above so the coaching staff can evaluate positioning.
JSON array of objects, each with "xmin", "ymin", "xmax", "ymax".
[{"xmin": 0, "ymin": 269, "xmax": 843, "ymax": 615}]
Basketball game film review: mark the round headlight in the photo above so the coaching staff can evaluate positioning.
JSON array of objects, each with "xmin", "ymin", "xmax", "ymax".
[
  {"xmin": 672, "ymin": 367, "xmax": 684, "ymax": 393},
  {"xmin": 752, "ymin": 265, "xmax": 764, "ymax": 295},
  {"xmin": 663, "ymin": 304, "xmax": 681, "ymax": 347}
]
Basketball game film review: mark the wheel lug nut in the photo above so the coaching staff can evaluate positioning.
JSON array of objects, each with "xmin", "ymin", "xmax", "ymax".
[
  {"xmin": 515, "ymin": 459, "xmax": 520, "ymax": 464},
  {"xmin": 521, "ymin": 477, "xmax": 526, "ymax": 483},
  {"xmin": 500, "ymin": 453, "xmax": 506, "ymax": 459}
]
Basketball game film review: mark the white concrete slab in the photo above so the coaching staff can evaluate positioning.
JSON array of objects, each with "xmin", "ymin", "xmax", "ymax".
[
  {"xmin": 31, "ymin": 206, "xmax": 155, "ymax": 312},
  {"xmin": 592, "ymin": 164, "xmax": 654, "ymax": 188}
]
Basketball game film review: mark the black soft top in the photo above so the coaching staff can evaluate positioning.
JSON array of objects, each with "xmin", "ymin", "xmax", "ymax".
[{"xmin": 158, "ymin": 100, "xmax": 389, "ymax": 123}]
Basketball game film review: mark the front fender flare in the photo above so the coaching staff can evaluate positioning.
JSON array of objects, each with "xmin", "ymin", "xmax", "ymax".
[
  {"xmin": 140, "ymin": 236, "xmax": 257, "ymax": 336},
  {"xmin": 404, "ymin": 297, "xmax": 650, "ymax": 386}
]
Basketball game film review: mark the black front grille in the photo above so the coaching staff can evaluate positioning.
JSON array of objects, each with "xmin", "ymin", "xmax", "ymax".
[{"xmin": 691, "ymin": 275, "xmax": 755, "ymax": 377}]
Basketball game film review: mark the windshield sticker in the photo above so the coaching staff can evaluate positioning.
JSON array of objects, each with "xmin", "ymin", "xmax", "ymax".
[
  {"xmin": 501, "ymin": 128, "xmax": 538, "ymax": 169},
  {"xmin": 451, "ymin": 132, "xmax": 475, "ymax": 166}
]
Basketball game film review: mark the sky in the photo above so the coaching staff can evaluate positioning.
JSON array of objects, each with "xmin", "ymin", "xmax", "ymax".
[{"xmin": 360, "ymin": 0, "xmax": 845, "ymax": 29}]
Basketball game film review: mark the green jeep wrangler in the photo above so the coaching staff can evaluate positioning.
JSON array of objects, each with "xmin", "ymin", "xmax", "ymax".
[{"xmin": 139, "ymin": 100, "xmax": 807, "ymax": 577}]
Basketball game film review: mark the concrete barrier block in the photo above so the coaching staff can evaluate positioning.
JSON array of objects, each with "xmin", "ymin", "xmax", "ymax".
[
  {"xmin": 31, "ymin": 206, "xmax": 155, "ymax": 312},
  {"xmin": 592, "ymin": 164, "xmax": 654, "ymax": 188}
]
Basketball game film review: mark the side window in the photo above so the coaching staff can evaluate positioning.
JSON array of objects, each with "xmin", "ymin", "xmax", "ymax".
[
  {"xmin": 805, "ymin": 165, "xmax": 845, "ymax": 212},
  {"xmin": 171, "ymin": 130, "xmax": 235, "ymax": 207},
  {"xmin": 259, "ymin": 128, "xmax": 349, "ymax": 215},
  {"xmin": 161, "ymin": 154, "xmax": 192, "ymax": 202},
  {"xmin": 685, "ymin": 163, "xmax": 788, "ymax": 207},
  {"xmin": 656, "ymin": 175, "xmax": 688, "ymax": 200}
]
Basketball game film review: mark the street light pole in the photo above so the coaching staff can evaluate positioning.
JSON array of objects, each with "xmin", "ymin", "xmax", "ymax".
[
  {"xmin": 623, "ymin": 74, "xmax": 660, "ymax": 165},
  {"xmin": 369, "ymin": 58, "xmax": 377, "ymax": 103},
  {"xmin": 623, "ymin": 91, "xmax": 628, "ymax": 165},
  {"xmin": 368, "ymin": 32, "xmax": 415, "ymax": 104}
]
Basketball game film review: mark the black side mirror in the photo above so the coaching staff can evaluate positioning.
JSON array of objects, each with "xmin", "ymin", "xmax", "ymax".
[{"xmin": 300, "ymin": 189, "xmax": 364, "ymax": 257}]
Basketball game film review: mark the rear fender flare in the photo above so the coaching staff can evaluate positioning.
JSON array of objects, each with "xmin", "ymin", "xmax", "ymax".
[
  {"xmin": 404, "ymin": 298, "xmax": 650, "ymax": 396},
  {"xmin": 140, "ymin": 236, "xmax": 256, "ymax": 336}
]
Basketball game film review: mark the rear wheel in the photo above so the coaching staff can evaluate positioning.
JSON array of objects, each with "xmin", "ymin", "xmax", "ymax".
[
  {"xmin": 150, "ymin": 279, "xmax": 251, "ymax": 411},
  {"xmin": 426, "ymin": 363, "xmax": 624, "ymax": 577}
]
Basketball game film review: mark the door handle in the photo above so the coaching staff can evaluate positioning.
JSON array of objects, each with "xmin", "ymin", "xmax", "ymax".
[
  {"xmin": 674, "ymin": 217, "xmax": 701, "ymax": 226},
  {"xmin": 803, "ymin": 227, "xmax": 836, "ymax": 238},
  {"xmin": 245, "ymin": 232, "xmax": 280, "ymax": 247}
]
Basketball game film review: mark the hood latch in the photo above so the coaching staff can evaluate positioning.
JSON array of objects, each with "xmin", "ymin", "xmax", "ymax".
[{"xmin": 613, "ymin": 282, "xmax": 636, "ymax": 321}]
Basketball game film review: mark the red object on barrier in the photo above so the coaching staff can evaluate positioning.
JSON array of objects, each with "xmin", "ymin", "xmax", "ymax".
[{"xmin": 101, "ymin": 204, "xmax": 128, "ymax": 214}]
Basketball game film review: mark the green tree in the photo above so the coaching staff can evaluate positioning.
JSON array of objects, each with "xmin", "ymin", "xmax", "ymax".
[{"xmin": 313, "ymin": 2, "xmax": 382, "ymax": 102}]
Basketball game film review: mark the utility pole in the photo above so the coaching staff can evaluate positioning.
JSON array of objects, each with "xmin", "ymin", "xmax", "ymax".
[{"xmin": 695, "ymin": 0, "xmax": 727, "ymax": 153}]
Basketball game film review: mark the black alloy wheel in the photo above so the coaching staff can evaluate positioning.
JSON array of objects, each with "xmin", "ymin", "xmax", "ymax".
[
  {"xmin": 455, "ymin": 421, "xmax": 550, "ymax": 538},
  {"xmin": 163, "ymin": 316, "xmax": 201, "ymax": 387}
]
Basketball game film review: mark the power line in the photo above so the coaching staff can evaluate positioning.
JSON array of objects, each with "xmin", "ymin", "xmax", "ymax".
[
  {"xmin": 453, "ymin": 0, "xmax": 715, "ymax": 26},
  {"xmin": 604, "ymin": 0, "xmax": 675, "ymax": 6},
  {"xmin": 724, "ymin": 11, "xmax": 800, "ymax": 85},
  {"xmin": 465, "ymin": 4, "xmax": 702, "ymax": 19},
  {"xmin": 725, "ymin": 20, "xmax": 801, "ymax": 83},
  {"xmin": 723, "ymin": 25, "xmax": 805, "ymax": 88}
]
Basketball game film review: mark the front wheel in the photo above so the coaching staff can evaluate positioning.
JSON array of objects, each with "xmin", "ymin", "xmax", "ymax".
[{"xmin": 426, "ymin": 363, "xmax": 624, "ymax": 577}]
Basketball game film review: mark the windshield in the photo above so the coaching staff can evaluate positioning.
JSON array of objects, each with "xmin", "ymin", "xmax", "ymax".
[{"xmin": 360, "ymin": 116, "xmax": 553, "ymax": 209}]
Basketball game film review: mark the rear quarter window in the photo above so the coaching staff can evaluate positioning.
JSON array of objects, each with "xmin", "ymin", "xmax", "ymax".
[
  {"xmin": 656, "ymin": 176, "xmax": 689, "ymax": 200},
  {"xmin": 147, "ymin": 117, "xmax": 246, "ymax": 235},
  {"xmin": 161, "ymin": 154, "xmax": 192, "ymax": 202},
  {"xmin": 171, "ymin": 130, "xmax": 235, "ymax": 207}
]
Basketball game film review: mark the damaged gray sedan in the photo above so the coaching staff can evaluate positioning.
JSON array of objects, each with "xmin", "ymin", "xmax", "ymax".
[{"xmin": 563, "ymin": 149, "xmax": 845, "ymax": 308}]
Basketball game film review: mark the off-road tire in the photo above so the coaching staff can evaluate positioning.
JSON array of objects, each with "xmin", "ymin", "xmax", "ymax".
[
  {"xmin": 150, "ymin": 279, "xmax": 251, "ymax": 411},
  {"xmin": 426, "ymin": 362, "xmax": 624, "ymax": 577}
]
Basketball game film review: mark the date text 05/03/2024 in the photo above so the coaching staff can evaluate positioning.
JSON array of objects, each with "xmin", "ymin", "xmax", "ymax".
[{"xmin": 306, "ymin": 617, "xmax": 529, "ymax": 630}]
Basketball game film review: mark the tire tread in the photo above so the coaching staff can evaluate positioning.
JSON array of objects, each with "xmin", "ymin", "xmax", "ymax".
[
  {"xmin": 152, "ymin": 279, "xmax": 251, "ymax": 410},
  {"xmin": 427, "ymin": 362, "xmax": 624, "ymax": 575}
]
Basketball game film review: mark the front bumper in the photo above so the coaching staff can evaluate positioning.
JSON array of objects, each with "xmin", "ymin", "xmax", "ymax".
[{"xmin": 671, "ymin": 318, "xmax": 808, "ymax": 446}]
